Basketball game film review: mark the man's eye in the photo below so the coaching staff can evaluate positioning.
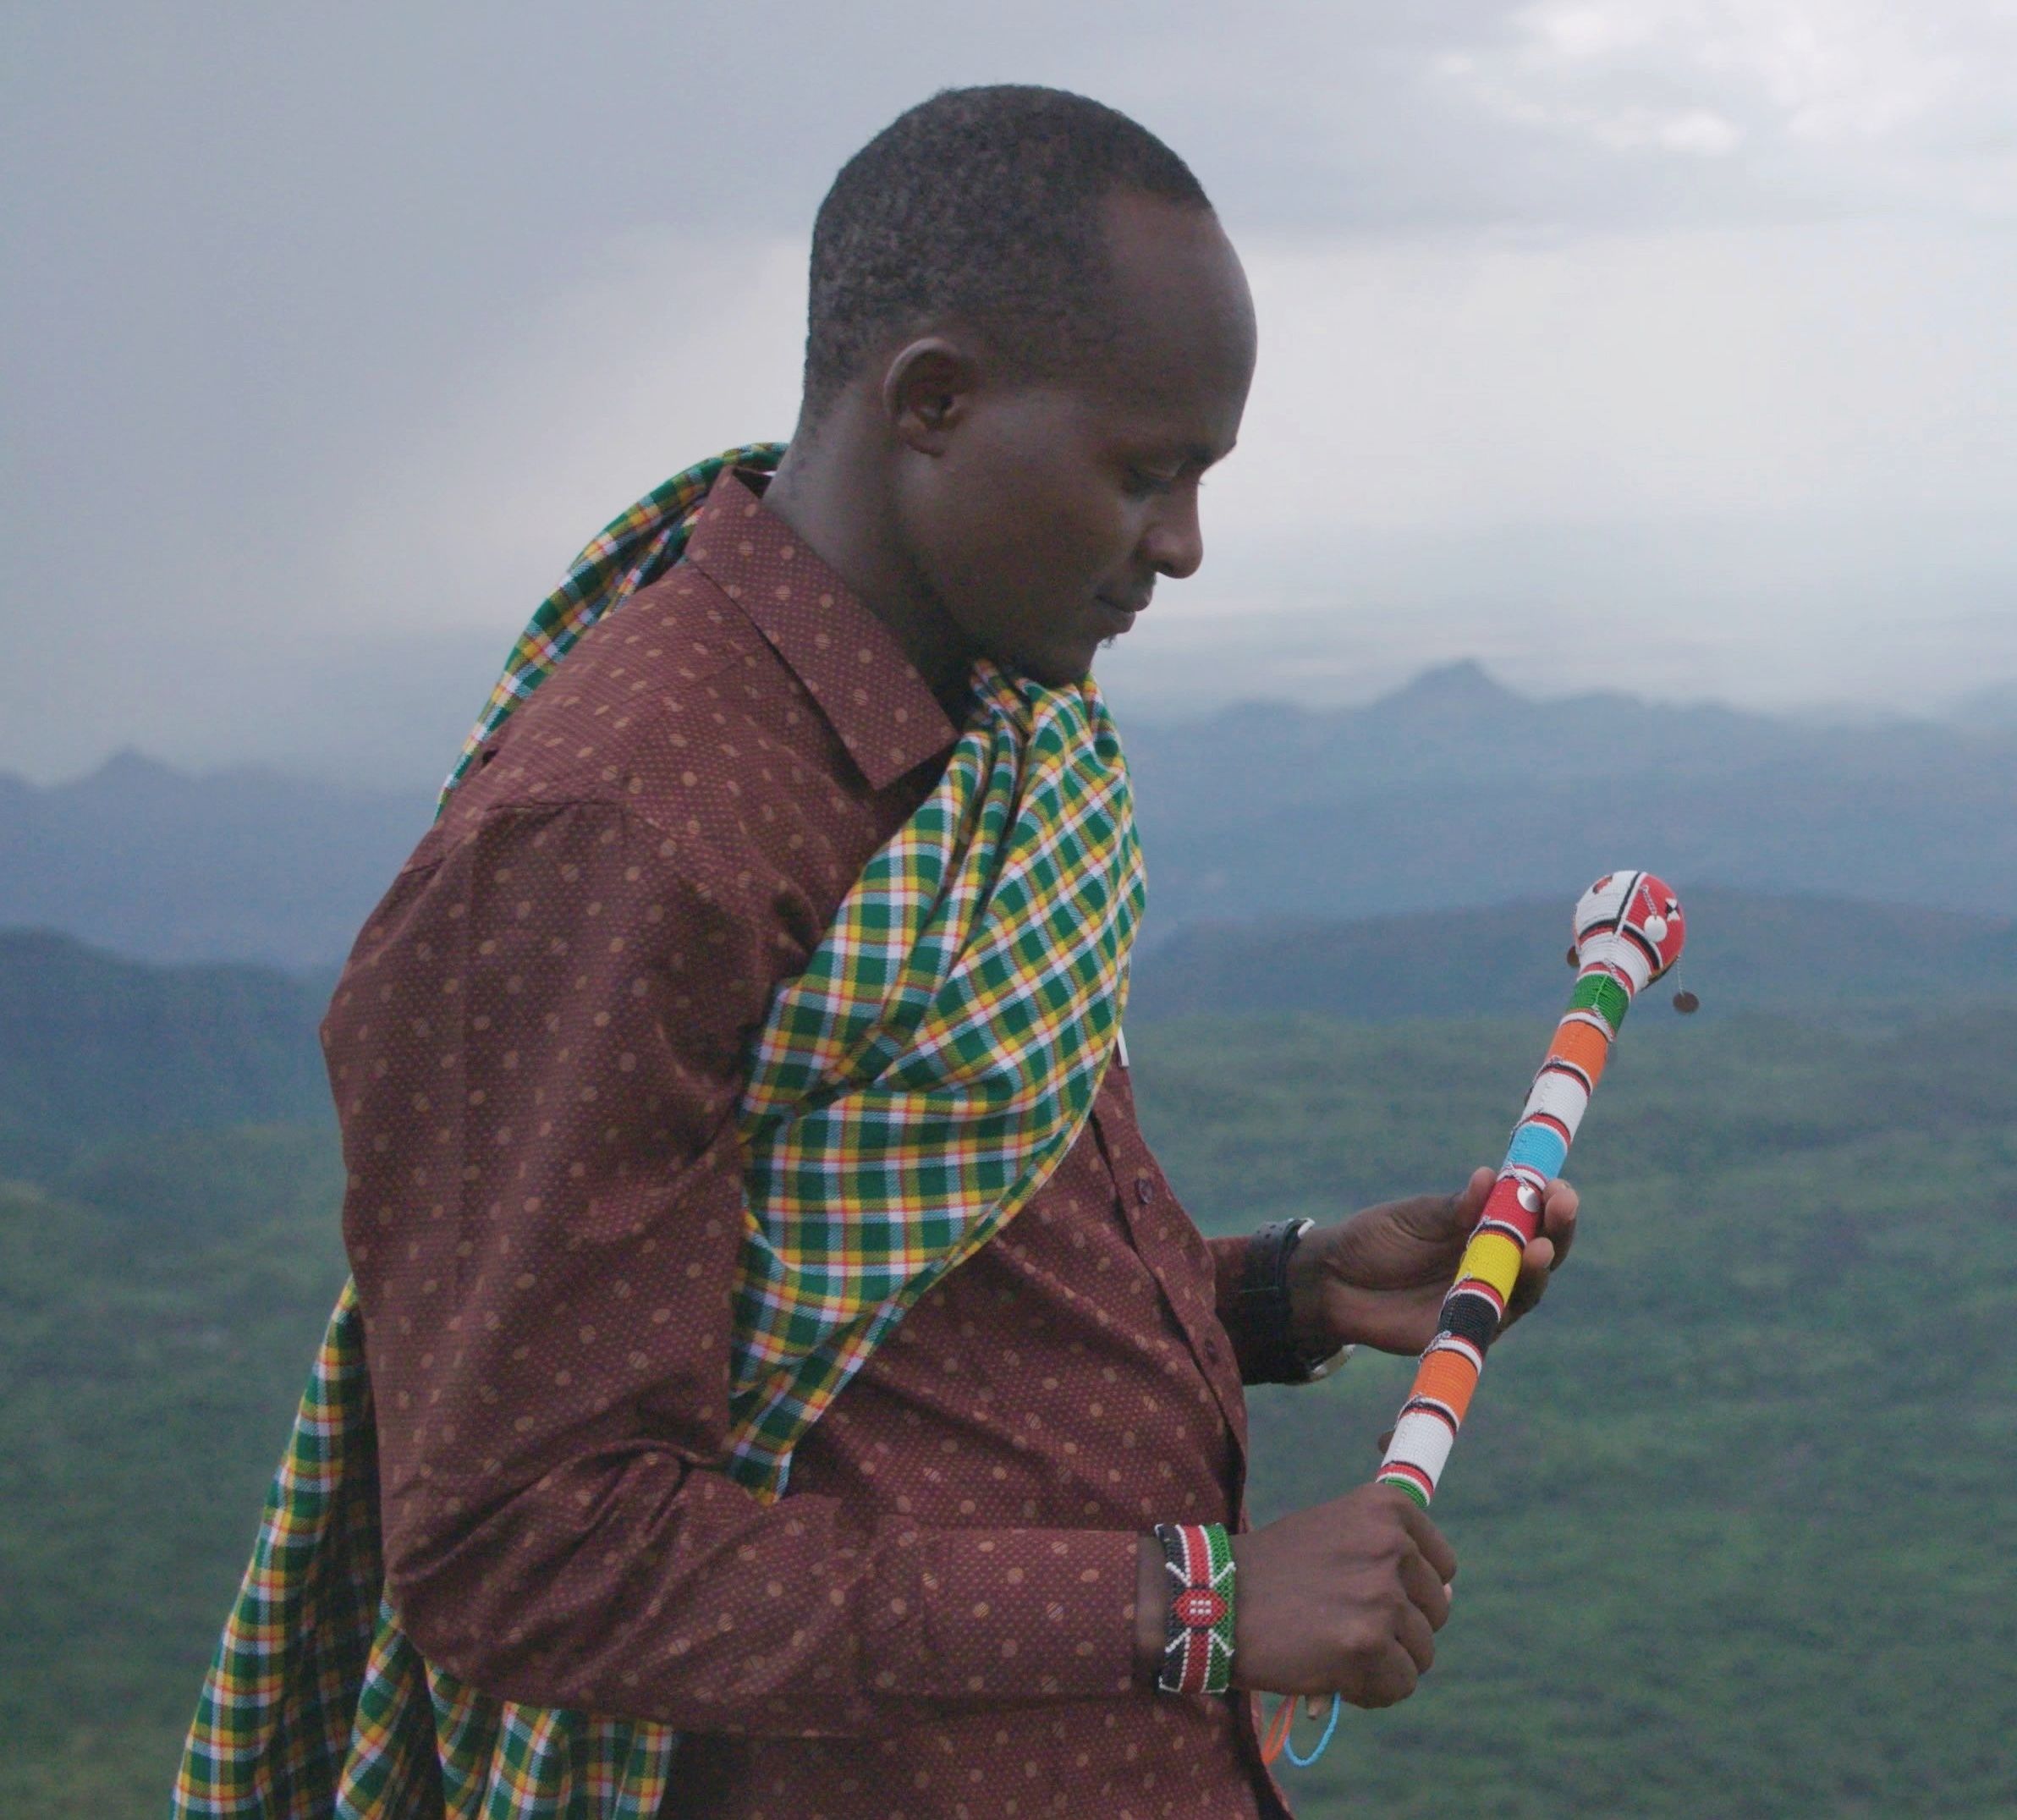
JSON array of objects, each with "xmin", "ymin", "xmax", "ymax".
[{"xmin": 1126, "ymin": 468, "xmax": 1180, "ymax": 497}]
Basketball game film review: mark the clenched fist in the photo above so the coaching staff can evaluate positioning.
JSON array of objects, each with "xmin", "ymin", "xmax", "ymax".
[{"xmin": 1136, "ymin": 1487, "xmax": 1454, "ymax": 1707}]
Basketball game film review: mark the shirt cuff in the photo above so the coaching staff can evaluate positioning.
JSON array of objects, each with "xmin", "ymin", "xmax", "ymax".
[{"xmin": 862, "ymin": 1527, "xmax": 1140, "ymax": 1702}]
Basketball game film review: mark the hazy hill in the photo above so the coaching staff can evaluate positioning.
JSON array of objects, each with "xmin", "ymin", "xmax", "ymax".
[
  {"xmin": 10, "ymin": 993, "xmax": 2017, "ymax": 1817},
  {"xmin": 0, "ymin": 751, "xmax": 430, "ymax": 967},
  {"xmin": 0, "ymin": 930, "xmax": 330, "ymax": 1179},
  {"xmin": 14, "ymin": 665, "xmax": 2017, "ymax": 965},
  {"xmin": 1129, "ymin": 886, "xmax": 2017, "ymax": 1023}
]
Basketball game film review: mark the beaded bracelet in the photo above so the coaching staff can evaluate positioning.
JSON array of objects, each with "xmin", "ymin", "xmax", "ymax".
[{"xmin": 1153, "ymin": 1522, "xmax": 1236, "ymax": 1695}]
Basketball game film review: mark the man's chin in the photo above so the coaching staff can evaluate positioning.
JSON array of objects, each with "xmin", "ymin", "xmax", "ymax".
[{"xmin": 1011, "ymin": 645, "xmax": 1099, "ymax": 690}]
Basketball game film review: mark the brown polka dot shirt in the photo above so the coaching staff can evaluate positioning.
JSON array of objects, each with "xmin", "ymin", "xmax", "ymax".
[{"xmin": 327, "ymin": 473, "xmax": 1291, "ymax": 1818}]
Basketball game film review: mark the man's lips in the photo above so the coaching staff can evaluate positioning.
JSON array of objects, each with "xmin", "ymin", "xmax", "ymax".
[{"xmin": 1092, "ymin": 593, "xmax": 1147, "ymax": 635}]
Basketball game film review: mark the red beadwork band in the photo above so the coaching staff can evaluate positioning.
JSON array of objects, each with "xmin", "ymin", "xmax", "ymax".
[{"xmin": 1154, "ymin": 1522, "xmax": 1236, "ymax": 1696}]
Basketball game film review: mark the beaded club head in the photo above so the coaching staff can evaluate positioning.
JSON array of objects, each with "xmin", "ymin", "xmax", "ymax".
[{"xmin": 1374, "ymin": 870, "xmax": 1686, "ymax": 1508}]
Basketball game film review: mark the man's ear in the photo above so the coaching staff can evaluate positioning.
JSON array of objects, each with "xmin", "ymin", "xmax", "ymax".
[{"xmin": 882, "ymin": 338, "xmax": 980, "ymax": 454}]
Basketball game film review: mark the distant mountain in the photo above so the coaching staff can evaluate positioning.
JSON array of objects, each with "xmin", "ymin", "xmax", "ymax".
[
  {"xmin": 1955, "ymin": 679, "xmax": 2017, "ymax": 732},
  {"xmin": 1121, "ymin": 661, "xmax": 2017, "ymax": 927},
  {"xmin": 8, "ymin": 886, "xmax": 2004, "ymax": 1179},
  {"xmin": 0, "ymin": 929, "xmax": 330, "ymax": 1178},
  {"xmin": 12, "ymin": 666, "xmax": 2017, "ymax": 967},
  {"xmin": 0, "ymin": 751, "xmax": 431, "ymax": 966},
  {"xmin": 1129, "ymin": 886, "xmax": 2017, "ymax": 1023}
]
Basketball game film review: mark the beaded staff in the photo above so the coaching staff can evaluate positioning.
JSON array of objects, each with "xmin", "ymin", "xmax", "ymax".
[
  {"xmin": 1376, "ymin": 868, "xmax": 1685, "ymax": 1504},
  {"xmin": 1265, "ymin": 868, "xmax": 1686, "ymax": 1769}
]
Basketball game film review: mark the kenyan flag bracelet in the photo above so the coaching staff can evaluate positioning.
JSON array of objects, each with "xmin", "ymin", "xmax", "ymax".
[{"xmin": 1154, "ymin": 1522, "xmax": 1237, "ymax": 1695}]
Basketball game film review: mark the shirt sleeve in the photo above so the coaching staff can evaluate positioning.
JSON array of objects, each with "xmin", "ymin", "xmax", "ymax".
[{"xmin": 329, "ymin": 795, "xmax": 1141, "ymax": 1734}]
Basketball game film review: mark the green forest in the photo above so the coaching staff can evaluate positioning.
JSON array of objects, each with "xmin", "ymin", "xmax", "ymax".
[{"xmin": 7, "ymin": 1000, "xmax": 2017, "ymax": 1815}]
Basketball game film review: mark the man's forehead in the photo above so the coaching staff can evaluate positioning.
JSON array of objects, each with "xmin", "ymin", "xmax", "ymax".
[
  {"xmin": 1097, "ymin": 196, "xmax": 1255, "ymax": 387},
  {"xmin": 1077, "ymin": 314, "xmax": 1251, "ymax": 448},
  {"xmin": 1102, "ymin": 193, "xmax": 1250, "ymax": 305}
]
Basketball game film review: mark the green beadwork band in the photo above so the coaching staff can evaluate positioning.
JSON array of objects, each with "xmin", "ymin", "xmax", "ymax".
[{"xmin": 1155, "ymin": 1522, "xmax": 1237, "ymax": 1696}]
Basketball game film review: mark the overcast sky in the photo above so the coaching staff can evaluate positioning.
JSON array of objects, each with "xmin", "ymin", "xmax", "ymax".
[{"xmin": 5, "ymin": 1, "xmax": 2016, "ymax": 789}]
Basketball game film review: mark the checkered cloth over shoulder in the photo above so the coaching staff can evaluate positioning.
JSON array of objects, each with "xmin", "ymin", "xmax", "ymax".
[
  {"xmin": 437, "ymin": 441, "xmax": 787, "ymax": 806},
  {"xmin": 173, "ymin": 450, "xmax": 1146, "ymax": 1818}
]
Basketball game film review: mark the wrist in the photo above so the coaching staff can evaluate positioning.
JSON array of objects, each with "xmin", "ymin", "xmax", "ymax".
[
  {"xmin": 1283, "ymin": 1225, "xmax": 1329, "ymax": 1355},
  {"xmin": 1285, "ymin": 1234, "xmax": 1358, "ymax": 1365},
  {"xmin": 1135, "ymin": 1533, "xmax": 1169, "ymax": 1684}
]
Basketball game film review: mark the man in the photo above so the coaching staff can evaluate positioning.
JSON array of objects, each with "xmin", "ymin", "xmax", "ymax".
[{"xmin": 180, "ymin": 86, "xmax": 1575, "ymax": 1820}]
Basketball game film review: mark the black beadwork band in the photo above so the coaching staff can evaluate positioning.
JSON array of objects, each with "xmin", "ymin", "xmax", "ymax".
[{"xmin": 1238, "ymin": 1218, "xmax": 1324, "ymax": 1383}]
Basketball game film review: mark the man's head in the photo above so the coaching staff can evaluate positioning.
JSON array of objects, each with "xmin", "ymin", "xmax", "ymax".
[{"xmin": 779, "ymin": 86, "xmax": 1256, "ymax": 690}]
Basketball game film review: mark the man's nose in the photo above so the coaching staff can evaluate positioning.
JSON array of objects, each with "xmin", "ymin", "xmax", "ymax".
[{"xmin": 1142, "ymin": 487, "xmax": 1204, "ymax": 580}]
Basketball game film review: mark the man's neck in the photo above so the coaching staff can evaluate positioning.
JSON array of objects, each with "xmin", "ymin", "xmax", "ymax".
[{"xmin": 762, "ymin": 421, "xmax": 976, "ymax": 722}]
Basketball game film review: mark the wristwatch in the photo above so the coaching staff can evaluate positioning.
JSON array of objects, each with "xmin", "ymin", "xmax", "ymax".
[{"xmin": 1238, "ymin": 1218, "xmax": 1355, "ymax": 1385}]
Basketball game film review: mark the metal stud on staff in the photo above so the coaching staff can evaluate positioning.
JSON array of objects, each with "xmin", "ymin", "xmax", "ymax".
[{"xmin": 1265, "ymin": 869, "xmax": 1687, "ymax": 1770}]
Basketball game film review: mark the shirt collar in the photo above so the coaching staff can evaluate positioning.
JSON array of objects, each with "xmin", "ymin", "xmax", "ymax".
[{"xmin": 684, "ymin": 471, "xmax": 959, "ymax": 790}]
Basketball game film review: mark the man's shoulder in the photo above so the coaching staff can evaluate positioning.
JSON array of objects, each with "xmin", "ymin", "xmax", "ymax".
[
  {"xmin": 444, "ymin": 565, "xmax": 789, "ymax": 817},
  {"xmin": 412, "ymin": 560, "xmax": 885, "ymax": 937},
  {"xmin": 508, "ymin": 564, "xmax": 768, "ymax": 757}
]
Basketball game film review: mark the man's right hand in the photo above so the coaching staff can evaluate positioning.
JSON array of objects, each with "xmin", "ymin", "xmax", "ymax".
[{"xmin": 1228, "ymin": 1487, "xmax": 1455, "ymax": 1707}]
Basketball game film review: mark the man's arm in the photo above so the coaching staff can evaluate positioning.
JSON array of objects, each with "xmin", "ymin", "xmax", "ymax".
[{"xmin": 333, "ymin": 797, "xmax": 1139, "ymax": 1732}]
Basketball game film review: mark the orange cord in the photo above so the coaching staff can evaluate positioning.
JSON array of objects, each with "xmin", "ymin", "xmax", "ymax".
[{"xmin": 1260, "ymin": 1694, "xmax": 1297, "ymax": 1764}]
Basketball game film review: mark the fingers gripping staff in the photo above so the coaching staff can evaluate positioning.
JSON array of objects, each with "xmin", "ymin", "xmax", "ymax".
[{"xmin": 1377, "ymin": 870, "xmax": 1686, "ymax": 1504}]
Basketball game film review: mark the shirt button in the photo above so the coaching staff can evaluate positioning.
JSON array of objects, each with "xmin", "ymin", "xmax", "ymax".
[
  {"xmin": 1203, "ymin": 1339, "xmax": 1221, "ymax": 1365},
  {"xmin": 1135, "ymin": 1176, "xmax": 1153, "ymax": 1205}
]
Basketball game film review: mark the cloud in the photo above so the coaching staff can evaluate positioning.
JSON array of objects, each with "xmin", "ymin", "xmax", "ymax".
[
  {"xmin": 327, "ymin": 233, "xmax": 808, "ymax": 633},
  {"xmin": 4, "ymin": 0, "xmax": 2017, "ymax": 784},
  {"xmin": 0, "ymin": 227, "xmax": 810, "ymax": 792},
  {"xmin": 1438, "ymin": 1, "xmax": 2017, "ymax": 217},
  {"xmin": 1220, "ymin": 218, "xmax": 2017, "ymax": 536}
]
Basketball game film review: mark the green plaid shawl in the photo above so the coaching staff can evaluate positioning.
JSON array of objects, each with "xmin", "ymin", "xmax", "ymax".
[
  {"xmin": 729, "ymin": 657, "xmax": 1141, "ymax": 1497},
  {"xmin": 174, "ymin": 451, "xmax": 1144, "ymax": 1818}
]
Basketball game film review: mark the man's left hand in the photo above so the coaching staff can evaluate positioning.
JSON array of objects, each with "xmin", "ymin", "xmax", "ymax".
[{"xmin": 1285, "ymin": 1168, "xmax": 1579, "ymax": 1359}]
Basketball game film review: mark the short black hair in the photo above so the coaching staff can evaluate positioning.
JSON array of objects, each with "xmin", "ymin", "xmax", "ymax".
[{"xmin": 802, "ymin": 85, "xmax": 1212, "ymax": 421}]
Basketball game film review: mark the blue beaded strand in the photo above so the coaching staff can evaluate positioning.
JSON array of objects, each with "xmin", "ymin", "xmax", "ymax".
[{"xmin": 1282, "ymin": 1694, "xmax": 1343, "ymax": 1768}]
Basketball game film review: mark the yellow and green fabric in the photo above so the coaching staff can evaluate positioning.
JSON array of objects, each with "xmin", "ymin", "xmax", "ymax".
[{"xmin": 172, "ymin": 449, "xmax": 1146, "ymax": 1818}]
